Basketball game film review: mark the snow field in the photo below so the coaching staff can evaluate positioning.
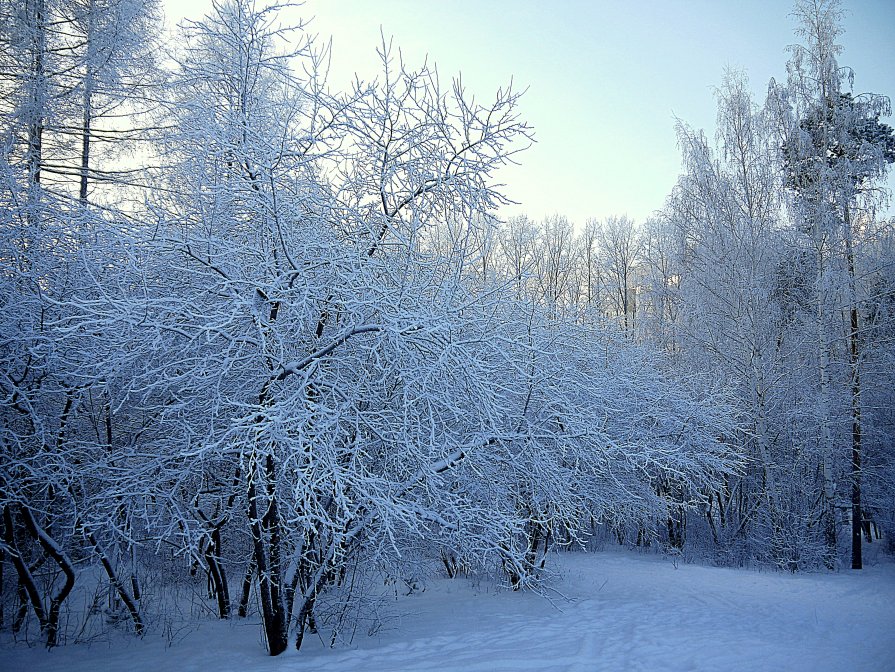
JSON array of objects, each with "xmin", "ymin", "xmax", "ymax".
[{"xmin": 3, "ymin": 549, "xmax": 893, "ymax": 671}]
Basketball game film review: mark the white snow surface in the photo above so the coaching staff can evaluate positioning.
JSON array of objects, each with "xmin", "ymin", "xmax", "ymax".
[{"xmin": 3, "ymin": 549, "xmax": 894, "ymax": 671}]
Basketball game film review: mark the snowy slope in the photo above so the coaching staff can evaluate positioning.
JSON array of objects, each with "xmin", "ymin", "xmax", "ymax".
[{"xmin": 3, "ymin": 549, "xmax": 893, "ymax": 671}]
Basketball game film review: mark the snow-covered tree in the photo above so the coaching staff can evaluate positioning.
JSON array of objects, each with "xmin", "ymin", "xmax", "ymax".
[
  {"xmin": 770, "ymin": 0, "xmax": 895, "ymax": 568},
  {"xmin": 597, "ymin": 215, "xmax": 642, "ymax": 336}
]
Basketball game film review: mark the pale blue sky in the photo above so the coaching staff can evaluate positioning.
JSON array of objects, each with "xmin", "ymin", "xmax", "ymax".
[{"xmin": 164, "ymin": 0, "xmax": 895, "ymax": 225}]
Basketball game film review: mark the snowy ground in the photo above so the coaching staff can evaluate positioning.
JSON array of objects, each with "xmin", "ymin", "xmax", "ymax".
[{"xmin": 3, "ymin": 549, "xmax": 894, "ymax": 671}]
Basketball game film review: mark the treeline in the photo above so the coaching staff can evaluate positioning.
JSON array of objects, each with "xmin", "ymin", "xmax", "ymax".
[{"xmin": 0, "ymin": 0, "xmax": 892, "ymax": 657}]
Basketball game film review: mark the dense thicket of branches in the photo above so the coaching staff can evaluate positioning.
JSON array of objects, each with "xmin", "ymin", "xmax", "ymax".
[
  {"xmin": 486, "ymin": 1, "xmax": 895, "ymax": 572},
  {"xmin": 0, "ymin": 0, "xmax": 891, "ymax": 656}
]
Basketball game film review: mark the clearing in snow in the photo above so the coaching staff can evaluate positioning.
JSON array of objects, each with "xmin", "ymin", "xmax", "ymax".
[{"xmin": 2, "ymin": 548, "xmax": 893, "ymax": 671}]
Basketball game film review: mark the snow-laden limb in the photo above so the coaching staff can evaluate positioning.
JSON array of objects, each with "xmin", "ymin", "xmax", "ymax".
[{"xmin": 275, "ymin": 325, "xmax": 385, "ymax": 380}]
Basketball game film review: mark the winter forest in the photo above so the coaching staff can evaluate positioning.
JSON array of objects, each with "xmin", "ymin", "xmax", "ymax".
[{"xmin": 1, "ymin": 0, "xmax": 894, "ymax": 667}]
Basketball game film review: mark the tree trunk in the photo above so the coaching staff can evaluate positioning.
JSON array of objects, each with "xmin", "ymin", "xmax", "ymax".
[
  {"xmin": 79, "ymin": 85, "xmax": 93, "ymax": 202},
  {"xmin": 20, "ymin": 506, "xmax": 75, "ymax": 648},
  {"xmin": 237, "ymin": 555, "xmax": 255, "ymax": 618},
  {"xmin": 26, "ymin": 0, "xmax": 46, "ymax": 193},
  {"xmin": 246, "ymin": 451, "xmax": 287, "ymax": 655},
  {"xmin": 79, "ymin": 0, "xmax": 96, "ymax": 202},
  {"xmin": 3, "ymin": 504, "xmax": 78, "ymax": 647},
  {"xmin": 205, "ymin": 526, "xmax": 231, "ymax": 618},
  {"xmin": 845, "ymin": 203, "xmax": 863, "ymax": 570},
  {"xmin": 2, "ymin": 506, "xmax": 47, "ymax": 635},
  {"xmin": 85, "ymin": 530, "xmax": 144, "ymax": 636},
  {"xmin": 850, "ymin": 323, "xmax": 863, "ymax": 570}
]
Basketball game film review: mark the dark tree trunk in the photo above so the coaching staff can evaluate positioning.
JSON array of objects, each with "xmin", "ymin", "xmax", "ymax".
[
  {"xmin": 78, "ymin": 0, "xmax": 96, "ymax": 202},
  {"xmin": 667, "ymin": 505, "xmax": 685, "ymax": 550},
  {"xmin": 85, "ymin": 530, "xmax": 144, "ymax": 635},
  {"xmin": 524, "ymin": 522, "xmax": 542, "ymax": 572},
  {"xmin": 13, "ymin": 580, "xmax": 30, "ymax": 634},
  {"xmin": 20, "ymin": 507, "xmax": 75, "ymax": 648},
  {"xmin": 26, "ymin": 0, "xmax": 46, "ymax": 193},
  {"xmin": 237, "ymin": 555, "xmax": 255, "ymax": 618},
  {"xmin": 246, "ymin": 453, "xmax": 287, "ymax": 656},
  {"xmin": 205, "ymin": 526, "xmax": 230, "ymax": 618},
  {"xmin": 79, "ymin": 94, "xmax": 92, "ymax": 202},
  {"xmin": 294, "ymin": 560, "xmax": 332, "ymax": 651},
  {"xmin": 3, "ymin": 504, "xmax": 77, "ymax": 647},
  {"xmin": 3, "ymin": 506, "xmax": 46, "ymax": 635}
]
